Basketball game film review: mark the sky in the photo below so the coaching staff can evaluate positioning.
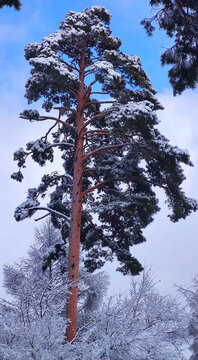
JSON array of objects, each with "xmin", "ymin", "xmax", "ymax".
[{"xmin": 0, "ymin": 0, "xmax": 198, "ymax": 300}]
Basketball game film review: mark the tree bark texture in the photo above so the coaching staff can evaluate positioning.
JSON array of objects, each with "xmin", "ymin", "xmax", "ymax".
[{"xmin": 65, "ymin": 46, "xmax": 86, "ymax": 342}]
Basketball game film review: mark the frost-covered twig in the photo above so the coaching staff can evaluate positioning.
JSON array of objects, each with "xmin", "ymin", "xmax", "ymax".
[{"xmin": 28, "ymin": 207, "xmax": 71, "ymax": 224}]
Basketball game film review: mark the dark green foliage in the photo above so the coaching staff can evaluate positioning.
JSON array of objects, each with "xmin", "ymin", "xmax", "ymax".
[
  {"xmin": 0, "ymin": 0, "xmax": 21, "ymax": 10},
  {"xmin": 142, "ymin": 0, "xmax": 198, "ymax": 94},
  {"xmin": 11, "ymin": 170, "xmax": 23, "ymax": 182},
  {"xmin": 20, "ymin": 110, "xmax": 40, "ymax": 121}
]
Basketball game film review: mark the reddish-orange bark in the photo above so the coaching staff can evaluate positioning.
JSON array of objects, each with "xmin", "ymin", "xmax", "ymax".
[
  {"xmin": 65, "ymin": 43, "xmax": 86, "ymax": 342},
  {"xmin": 64, "ymin": 38, "xmax": 131, "ymax": 343}
]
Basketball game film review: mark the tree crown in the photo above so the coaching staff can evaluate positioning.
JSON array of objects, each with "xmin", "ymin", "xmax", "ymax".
[{"xmin": 12, "ymin": 6, "xmax": 197, "ymax": 276}]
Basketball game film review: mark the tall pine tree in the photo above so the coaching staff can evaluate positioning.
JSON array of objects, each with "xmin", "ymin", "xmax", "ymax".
[
  {"xmin": 142, "ymin": 0, "xmax": 198, "ymax": 94},
  {"xmin": 12, "ymin": 6, "xmax": 197, "ymax": 341}
]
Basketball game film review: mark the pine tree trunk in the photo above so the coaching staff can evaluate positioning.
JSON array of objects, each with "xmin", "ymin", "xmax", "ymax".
[{"xmin": 65, "ymin": 46, "xmax": 86, "ymax": 342}]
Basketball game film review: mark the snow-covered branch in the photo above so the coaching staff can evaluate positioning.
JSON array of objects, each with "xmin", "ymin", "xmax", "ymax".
[{"xmin": 28, "ymin": 206, "xmax": 71, "ymax": 224}]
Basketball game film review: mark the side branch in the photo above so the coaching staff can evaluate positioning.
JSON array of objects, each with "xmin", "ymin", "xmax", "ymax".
[
  {"xmin": 38, "ymin": 116, "xmax": 76, "ymax": 131},
  {"xmin": 28, "ymin": 206, "xmax": 71, "ymax": 223},
  {"xmin": 42, "ymin": 122, "xmax": 57, "ymax": 142},
  {"xmin": 83, "ymin": 143, "xmax": 130, "ymax": 162},
  {"xmin": 62, "ymin": 60, "xmax": 80, "ymax": 73},
  {"xmin": 83, "ymin": 84, "xmax": 92, "ymax": 109},
  {"xmin": 79, "ymin": 112, "xmax": 108, "ymax": 135},
  {"xmin": 35, "ymin": 213, "xmax": 50, "ymax": 222},
  {"xmin": 66, "ymin": 87, "xmax": 78, "ymax": 99},
  {"xmin": 82, "ymin": 176, "xmax": 170, "ymax": 198}
]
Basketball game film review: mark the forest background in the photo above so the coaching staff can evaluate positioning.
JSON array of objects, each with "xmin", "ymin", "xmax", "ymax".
[{"xmin": 0, "ymin": 0, "xmax": 197, "ymax": 297}]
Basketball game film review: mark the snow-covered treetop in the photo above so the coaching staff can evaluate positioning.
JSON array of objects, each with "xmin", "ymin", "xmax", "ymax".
[{"xmin": 24, "ymin": 6, "xmax": 157, "ymax": 111}]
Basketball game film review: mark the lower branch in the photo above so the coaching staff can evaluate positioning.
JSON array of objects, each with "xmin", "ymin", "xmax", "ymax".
[
  {"xmin": 34, "ymin": 213, "xmax": 50, "ymax": 222},
  {"xmin": 28, "ymin": 206, "xmax": 71, "ymax": 224},
  {"xmin": 41, "ymin": 122, "xmax": 58, "ymax": 142}
]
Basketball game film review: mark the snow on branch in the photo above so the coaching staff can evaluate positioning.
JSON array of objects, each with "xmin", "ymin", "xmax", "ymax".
[
  {"xmin": 29, "ymin": 207, "xmax": 71, "ymax": 227},
  {"xmin": 20, "ymin": 111, "xmax": 76, "ymax": 131}
]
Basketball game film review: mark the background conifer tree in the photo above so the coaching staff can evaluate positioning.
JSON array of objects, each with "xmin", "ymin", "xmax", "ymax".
[
  {"xmin": 142, "ymin": 0, "xmax": 198, "ymax": 94},
  {"xmin": 179, "ymin": 274, "xmax": 198, "ymax": 359},
  {"xmin": 0, "ymin": 220, "xmax": 109, "ymax": 359},
  {"xmin": 12, "ymin": 6, "xmax": 197, "ymax": 341},
  {"xmin": 0, "ymin": 228, "xmax": 188, "ymax": 360}
]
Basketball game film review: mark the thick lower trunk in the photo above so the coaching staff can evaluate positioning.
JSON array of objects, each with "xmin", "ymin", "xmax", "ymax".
[
  {"xmin": 65, "ymin": 135, "xmax": 84, "ymax": 341},
  {"xmin": 65, "ymin": 46, "xmax": 86, "ymax": 341}
]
